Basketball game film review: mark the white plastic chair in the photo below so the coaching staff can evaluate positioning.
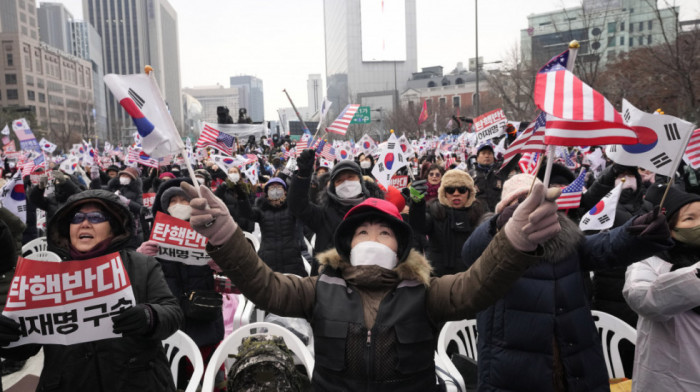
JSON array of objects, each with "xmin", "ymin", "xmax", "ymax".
[
  {"xmin": 435, "ymin": 351, "xmax": 465, "ymax": 392},
  {"xmin": 162, "ymin": 330, "xmax": 204, "ymax": 392},
  {"xmin": 201, "ymin": 322, "xmax": 314, "ymax": 391},
  {"xmin": 591, "ymin": 310, "xmax": 637, "ymax": 379},
  {"xmin": 231, "ymin": 294, "xmax": 248, "ymax": 332},
  {"xmin": 242, "ymin": 231, "xmax": 260, "ymax": 252},
  {"xmin": 22, "ymin": 237, "xmax": 48, "ymax": 257},
  {"xmin": 241, "ymin": 298, "xmax": 266, "ymax": 326},
  {"xmin": 437, "ymin": 319, "xmax": 479, "ymax": 362},
  {"xmin": 23, "ymin": 251, "xmax": 62, "ymax": 262}
]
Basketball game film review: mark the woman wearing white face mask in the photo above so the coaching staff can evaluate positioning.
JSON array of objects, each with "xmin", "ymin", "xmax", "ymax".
[
  {"xmin": 106, "ymin": 167, "xmax": 146, "ymax": 243},
  {"xmin": 136, "ymin": 178, "xmax": 224, "ymax": 388},
  {"xmin": 213, "ymin": 167, "xmax": 255, "ymax": 232},
  {"xmin": 250, "ymin": 177, "xmax": 308, "ymax": 276}
]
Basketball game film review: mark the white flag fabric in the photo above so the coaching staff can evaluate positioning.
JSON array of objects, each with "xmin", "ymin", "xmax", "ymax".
[
  {"xmin": 210, "ymin": 154, "xmax": 238, "ymax": 172},
  {"xmin": 579, "ymin": 182, "xmax": 623, "ymax": 231},
  {"xmin": 243, "ymin": 163, "xmax": 259, "ymax": 185},
  {"xmin": 0, "ymin": 171, "xmax": 27, "ymax": 223},
  {"xmin": 39, "ymin": 138, "xmax": 57, "ymax": 153},
  {"xmin": 1, "ymin": 124, "xmax": 9, "ymax": 135},
  {"xmin": 104, "ymin": 73, "xmax": 184, "ymax": 158},
  {"xmin": 398, "ymin": 134, "xmax": 415, "ymax": 156},
  {"xmin": 320, "ymin": 97, "xmax": 332, "ymax": 120},
  {"xmin": 371, "ymin": 133, "xmax": 408, "ymax": 188},
  {"xmin": 59, "ymin": 155, "xmax": 81, "ymax": 174},
  {"xmin": 605, "ymin": 99, "xmax": 694, "ymax": 177}
]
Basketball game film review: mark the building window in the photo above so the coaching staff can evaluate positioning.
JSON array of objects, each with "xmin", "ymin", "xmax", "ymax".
[
  {"xmin": 455, "ymin": 78, "xmax": 464, "ymax": 85},
  {"xmin": 607, "ymin": 50, "xmax": 616, "ymax": 61},
  {"xmin": 608, "ymin": 37, "xmax": 616, "ymax": 47},
  {"xmin": 441, "ymin": 78, "xmax": 450, "ymax": 86},
  {"xmin": 439, "ymin": 97, "xmax": 446, "ymax": 107},
  {"xmin": 648, "ymin": 20, "xmax": 653, "ymax": 30},
  {"xmin": 453, "ymin": 96, "xmax": 460, "ymax": 108},
  {"xmin": 639, "ymin": 36, "xmax": 644, "ymax": 46},
  {"xmin": 426, "ymin": 99, "xmax": 433, "ymax": 114},
  {"xmin": 630, "ymin": 23, "xmax": 634, "ymax": 33},
  {"xmin": 639, "ymin": 22, "xmax": 644, "ymax": 31},
  {"xmin": 629, "ymin": 37, "xmax": 634, "ymax": 47},
  {"xmin": 6, "ymin": 89, "xmax": 18, "ymax": 100},
  {"xmin": 620, "ymin": 22, "xmax": 625, "ymax": 31},
  {"xmin": 428, "ymin": 81, "xmax": 436, "ymax": 88},
  {"xmin": 620, "ymin": 36, "xmax": 625, "ymax": 46},
  {"xmin": 25, "ymin": 75, "xmax": 33, "ymax": 85},
  {"xmin": 648, "ymin": 35, "xmax": 652, "ymax": 45},
  {"xmin": 27, "ymin": 90, "xmax": 35, "ymax": 101},
  {"xmin": 37, "ymin": 78, "xmax": 44, "ymax": 89},
  {"xmin": 608, "ymin": 22, "xmax": 616, "ymax": 33},
  {"xmin": 5, "ymin": 74, "xmax": 17, "ymax": 84},
  {"xmin": 408, "ymin": 101, "xmax": 414, "ymax": 111},
  {"xmin": 38, "ymin": 92, "xmax": 45, "ymax": 103},
  {"xmin": 6, "ymin": 53, "xmax": 13, "ymax": 67}
]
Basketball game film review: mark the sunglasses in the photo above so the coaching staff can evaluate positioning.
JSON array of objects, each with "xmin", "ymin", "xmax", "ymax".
[
  {"xmin": 428, "ymin": 172, "xmax": 441, "ymax": 177},
  {"xmin": 445, "ymin": 186, "xmax": 468, "ymax": 195},
  {"xmin": 70, "ymin": 211, "xmax": 109, "ymax": 225}
]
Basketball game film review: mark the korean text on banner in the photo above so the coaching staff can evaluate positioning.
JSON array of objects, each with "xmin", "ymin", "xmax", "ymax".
[
  {"xmin": 142, "ymin": 193, "xmax": 156, "ymax": 209},
  {"xmin": 2, "ymin": 253, "xmax": 136, "ymax": 346},
  {"xmin": 149, "ymin": 212, "xmax": 211, "ymax": 266},
  {"xmin": 474, "ymin": 109, "xmax": 507, "ymax": 144}
]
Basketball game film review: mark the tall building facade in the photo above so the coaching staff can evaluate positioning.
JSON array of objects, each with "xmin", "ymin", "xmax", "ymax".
[
  {"xmin": 0, "ymin": 0, "xmax": 94, "ymax": 149},
  {"xmin": 84, "ymin": 0, "xmax": 184, "ymax": 144},
  {"xmin": 307, "ymin": 73, "xmax": 323, "ymax": 113},
  {"xmin": 229, "ymin": 75, "xmax": 264, "ymax": 122},
  {"xmin": 521, "ymin": 0, "xmax": 678, "ymax": 69},
  {"xmin": 37, "ymin": 2, "xmax": 74, "ymax": 53},
  {"xmin": 323, "ymin": 0, "xmax": 417, "ymax": 120}
]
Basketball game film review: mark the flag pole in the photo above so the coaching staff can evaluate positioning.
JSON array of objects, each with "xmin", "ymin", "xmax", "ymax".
[
  {"xmin": 144, "ymin": 65, "xmax": 201, "ymax": 197},
  {"xmin": 542, "ymin": 40, "xmax": 580, "ymax": 188}
]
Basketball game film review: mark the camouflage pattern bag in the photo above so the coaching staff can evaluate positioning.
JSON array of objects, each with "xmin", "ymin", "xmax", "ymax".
[{"xmin": 226, "ymin": 334, "xmax": 304, "ymax": 392}]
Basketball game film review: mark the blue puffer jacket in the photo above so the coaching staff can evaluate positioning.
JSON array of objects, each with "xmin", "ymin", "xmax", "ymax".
[{"xmin": 461, "ymin": 214, "xmax": 672, "ymax": 392}]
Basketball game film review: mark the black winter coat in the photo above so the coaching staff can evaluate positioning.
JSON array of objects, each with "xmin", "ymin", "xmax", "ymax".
[
  {"xmin": 409, "ymin": 198, "xmax": 482, "ymax": 276},
  {"xmin": 28, "ymin": 176, "xmax": 83, "ymax": 222},
  {"xmin": 470, "ymin": 164, "xmax": 505, "ymax": 212},
  {"xmin": 2, "ymin": 190, "xmax": 183, "ymax": 392},
  {"xmin": 461, "ymin": 215, "xmax": 671, "ymax": 392},
  {"xmin": 251, "ymin": 196, "xmax": 307, "ymax": 276}
]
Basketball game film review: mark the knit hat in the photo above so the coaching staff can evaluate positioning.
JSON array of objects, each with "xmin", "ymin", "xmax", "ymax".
[
  {"xmin": 334, "ymin": 198, "xmax": 412, "ymax": 263},
  {"xmin": 160, "ymin": 186, "xmax": 191, "ymax": 209},
  {"xmin": 477, "ymin": 142, "xmax": 494, "ymax": 154},
  {"xmin": 159, "ymin": 172, "xmax": 176, "ymax": 180},
  {"xmin": 118, "ymin": 167, "xmax": 139, "ymax": 181},
  {"xmin": 645, "ymin": 183, "xmax": 700, "ymax": 223},
  {"xmin": 329, "ymin": 160, "xmax": 362, "ymax": 183},
  {"xmin": 495, "ymin": 174, "xmax": 540, "ymax": 213},
  {"xmin": 106, "ymin": 165, "xmax": 120, "ymax": 174},
  {"xmin": 537, "ymin": 162, "xmax": 575, "ymax": 186},
  {"xmin": 264, "ymin": 177, "xmax": 287, "ymax": 192},
  {"xmin": 438, "ymin": 169, "xmax": 476, "ymax": 208}
]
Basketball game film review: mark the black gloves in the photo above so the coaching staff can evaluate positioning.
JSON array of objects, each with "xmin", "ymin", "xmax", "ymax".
[
  {"xmin": 627, "ymin": 207, "xmax": 671, "ymax": 241},
  {"xmin": 235, "ymin": 184, "xmax": 249, "ymax": 199},
  {"xmin": 0, "ymin": 315, "xmax": 22, "ymax": 347},
  {"xmin": 408, "ymin": 179, "xmax": 428, "ymax": 203},
  {"xmin": 52, "ymin": 170, "xmax": 67, "ymax": 185},
  {"xmin": 296, "ymin": 149, "xmax": 315, "ymax": 178},
  {"xmin": 112, "ymin": 304, "xmax": 154, "ymax": 337}
]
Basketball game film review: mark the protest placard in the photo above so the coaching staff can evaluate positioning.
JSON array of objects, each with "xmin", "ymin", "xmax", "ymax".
[
  {"xmin": 474, "ymin": 109, "xmax": 507, "ymax": 143},
  {"xmin": 149, "ymin": 211, "xmax": 211, "ymax": 266}
]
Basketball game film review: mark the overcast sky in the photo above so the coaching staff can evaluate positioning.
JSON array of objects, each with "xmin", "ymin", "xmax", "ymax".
[{"xmin": 58, "ymin": 0, "xmax": 699, "ymax": 121}]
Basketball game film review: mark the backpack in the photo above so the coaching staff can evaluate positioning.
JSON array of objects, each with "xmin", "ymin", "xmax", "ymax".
[{"xmin": 226, "ymin": 334, "xmax": 306, "ymax": 392}]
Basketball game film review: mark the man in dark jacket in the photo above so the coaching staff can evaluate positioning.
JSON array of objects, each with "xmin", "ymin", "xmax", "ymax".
[
  {"xmin": 0, "ymin": 189, "xmax": 183, "ymax": 391},
  {"xmin": 469, "ymin": 143, "xmax": 506, "ymax": 212},
  {"xmin": 29, "ymin": 170, "xmax": 84, "ymax": 222}
]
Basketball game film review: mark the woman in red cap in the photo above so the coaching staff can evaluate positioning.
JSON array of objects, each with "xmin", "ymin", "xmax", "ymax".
[{"xmin": 181, "ymin": 181, "xmax": 562, "ymax": 391}]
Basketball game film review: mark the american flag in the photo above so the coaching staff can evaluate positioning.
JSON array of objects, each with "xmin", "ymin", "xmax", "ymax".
[
  {"xmin": 319, "ymin": 142, "xmax": 336, "ymax": 161},
  {"xmin": 127, "ymin": 147, "xmax": 159, "ymax": 168},
  {"xmin": 683, "ymin": 128, "xmax": 700, "ymax": 169},
  {"xmin": 327, "ymin": 104, "xmax": 360, "ymax": 135},
  {"xmin": 518, "ymin": 152, "xmax": 540, "ymax": 175},
  {"xmin": 296, "ymin": 133, "xmax": 311, "ymax": 150},
  {"xmin": 556, "ymin": 168, "xmax": 587, "ymax": 210},
  {"xmin": 534, "ymin": 50, "xmax": 637, "ymax": 146},
  {"xmin": 444, "ymin": 156, "xmax": 456, "ymax": 169},
  {"xmin": 501, "ymin": 112, "xmax": 547, "ymax": 170},
  {"xmin": 196, "ymin": 124, "xmax": 236, "ymax": 155}
]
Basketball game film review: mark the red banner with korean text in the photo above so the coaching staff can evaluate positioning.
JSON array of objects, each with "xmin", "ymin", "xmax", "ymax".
[
  {"xmin": 474, "ymin": 108, "xmax": 507, "ymax": 144},
  {"xmin": 2, "ymin": 252, "xmax": 136, "ymax": 346},
  {"xmin": 142, "ymin": 193, "xmax": 156, "ymax": 209},
  {"xmin": 390, "ymin": 175, "xmax": 409, "ymax": 190},
  {"xmin": 149, "ymin": 211, "xmax": 211, "ymax": 266}
]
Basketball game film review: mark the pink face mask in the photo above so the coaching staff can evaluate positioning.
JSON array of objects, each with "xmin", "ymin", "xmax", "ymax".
[{"xmin": 615, "ymin": 175, "xmax": 637, "ymax": 191}]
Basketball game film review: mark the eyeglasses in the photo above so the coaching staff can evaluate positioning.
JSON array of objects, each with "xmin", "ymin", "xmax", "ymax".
[
  {"xmin": 70, "ymin": 211, "xmax": 109, "ymax": 225},
  {"xmin": 445, "ymin": 186, "xmax": 468, "ymax": 195},
  {"xmin": 428, "ymin": 172, "xmax": 441, "ymax": 177}
]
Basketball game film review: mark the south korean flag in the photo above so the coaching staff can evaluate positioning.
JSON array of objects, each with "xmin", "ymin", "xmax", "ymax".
[
  {"xmin": 579, "ymin": 182, "xmax": 623, "ymax": 231},
  {"xmin": 606, "ymin": 99, "xmax": 694, "ymax": 177},
  {"xmin": 371, "ymin": 132, "xmax": 407, "ymax": 189}
]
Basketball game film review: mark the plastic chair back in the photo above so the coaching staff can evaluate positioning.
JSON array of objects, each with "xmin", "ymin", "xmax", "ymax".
[
  {"xmin": 242, "ymin": 231, "xmax": 260, "ymax": 252},
  {"xmin": 591, "ymin": 310, "xmax": 637, "ymax": 379},
  {"xmin": 23, "ymin": 251, "xmax": 62, "ymax": 262},
  {"xmin": 438, "ymin": 319, "xmax": 478, "ymax": 361},
  {"xmin": 162, "ymin": 330, "xmax": 204, "ymax": 392},
  {"xmin": 201, "ymin": 322, "xmax": 314, "ymax": 391},
  {"xmin": 22, "ymin": 237, "xmax": 48, "ymax": 257}
]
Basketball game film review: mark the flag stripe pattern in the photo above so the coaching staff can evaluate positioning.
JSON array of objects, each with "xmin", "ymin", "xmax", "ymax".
[
  {"xmin": 501, "ymin": 112, "xmax": 547, "ymax": 170},
  {"xmin": 683, "ymin": 129, "xmax": 700, "ymax": 169},
  {"xmin": 518, "ymin": 152, "xmax": 539, "ymax": 175},
  {"xmin": 196, "ymin": 124, "xmax": 235, "ymax": 155},
  {"xmin": 327, "ymin": 104, "xmax": 360, "ymax": 135},
  {"xmin": 544, "ymin": 116, "xmax": 640, "ymax": 146},
  {"xmin": 557, "ymin": 168, "xmax": 587, "ymax": 210}
]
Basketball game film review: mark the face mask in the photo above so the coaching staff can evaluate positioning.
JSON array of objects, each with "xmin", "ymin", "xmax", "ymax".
[
  {"xmin": 228, "ymin": 173, "xmax": 240, "ymax": 183},
  {"xmin": 360, "ymin": 161, "xmax": 371, "ymax": 169},
  {"xmin": 350, "ymin": 241, "xmax": 398, "ymax": 270},
  {"xmin": 672, "ymin": 224, "xmax": 700, "ymax": 246},
  {"xmin": 335, "ymin": 180, "xmax": 362, "ymax": 199},
  {"xmin": 615, "ymin": 175, "xmax": 637, "ymax": 192},
  {"xmin": 119, "ymin": 177, "xmax": 131, "ymax": 185},
  {"xmin": 196, "ymin": 177, "xmax": 205, "ymax": 185},
  {"xmin": 268, "ymin": 188, "xmax": 285, "ymax": 200},
  {"xmin": 168, "ymin": 204, "xmax": 192, "ymax": 221}
]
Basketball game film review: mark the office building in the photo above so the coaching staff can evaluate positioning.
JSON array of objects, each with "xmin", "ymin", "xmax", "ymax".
[
  {"xmin": 84, "ymin": 0, "xmax": 184, "ymax": 143},
  {"xmin": 229, "ymin": 75, "xmax": 264, "ymax": 123},
  {"xmin": 37, "ymin": 2, "xmax": 74, "ymax": 53},
  {"xmin": 323, "ymin": 0, "xmax": 417, "ymax": 120},
  {"xmin": 307, "ymin": 73, "xmax": 323, "ymax": 113}
]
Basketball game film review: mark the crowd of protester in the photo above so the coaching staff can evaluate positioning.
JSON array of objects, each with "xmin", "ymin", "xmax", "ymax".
[{"xmin": 0, "ymin": 130, "xmax": 697, "ymax": 392}]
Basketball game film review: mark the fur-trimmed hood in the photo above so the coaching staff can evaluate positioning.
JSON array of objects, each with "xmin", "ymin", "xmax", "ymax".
[
  {"xmin": 438, "ymin": 169, "xmax": 476, "ymax": 208},
  {"xmin": 540, "ymin": 213, "xmax": 586, "ymax": 262},
  {"xmin": 316, "ymin": 248, "xmax": 432, "ymax": 287}
]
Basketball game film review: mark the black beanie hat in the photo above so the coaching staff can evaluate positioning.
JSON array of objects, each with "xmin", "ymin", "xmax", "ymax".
[
  {"xmin": 645, "ymin": 183, "xmax": 700, "ymax": 223},
  {"xmin": 537, "ymin": 161, "xmax": 575, "ymax": 186},
  {"xmin": 330, "ymin": 160, "xmax": 362, "ymax": 183}
]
